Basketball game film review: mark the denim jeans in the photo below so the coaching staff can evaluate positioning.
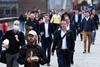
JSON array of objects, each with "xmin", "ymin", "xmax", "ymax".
[
  {"xmin": 92, "ymin": 31, "xmax": 96, "ymax": 45},
  {"xmin": 20, "ymin": 21, "xmax": 25, "ymax": 32}
]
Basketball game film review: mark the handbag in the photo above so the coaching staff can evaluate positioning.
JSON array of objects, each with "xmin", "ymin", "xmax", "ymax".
[{"xmin": 0, "ymin": 50, "xmax": 7, "ymax": 64}]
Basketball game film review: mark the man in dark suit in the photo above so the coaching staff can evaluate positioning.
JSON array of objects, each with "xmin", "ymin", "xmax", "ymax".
[
  {"xmin": 64, "ymin": 15, "xmax": 76, "ymax": 65},
  {"xmin": 25, "ymin": 13, "xmax": 39, "ymax": 40},
  {"xmin": 39, "ymin": 14, "xmax": 54, "ymax": 66},
  {"xmin": 52, "ymin": 20, "xmax": 74, "ymax": 67},
  {"xmin": 72, "ymin": 10, "xmax": 81, "ymax": 34}
]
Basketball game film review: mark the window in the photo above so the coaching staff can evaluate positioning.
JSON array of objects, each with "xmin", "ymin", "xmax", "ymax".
[{"xmin": 5, "ymin": 9, "xmax": 10, "ymax": 15}]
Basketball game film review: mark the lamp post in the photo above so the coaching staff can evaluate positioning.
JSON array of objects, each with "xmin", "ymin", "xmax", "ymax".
[{"xmin": 46, "ymin": 0, "xmax": 48, "ymax": 12}]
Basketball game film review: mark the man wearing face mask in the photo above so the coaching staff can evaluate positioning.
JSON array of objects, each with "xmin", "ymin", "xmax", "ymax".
[{"xmin": 2, "ymin": 20, "xmax": 25, "ymax": 67}]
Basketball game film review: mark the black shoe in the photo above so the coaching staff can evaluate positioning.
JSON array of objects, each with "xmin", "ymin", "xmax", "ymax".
[
  {"xmin": 71, "ymin": 61, "xmax": 74, "ymax": 65},
  {"xmin": 83, "ymin": 50, "xmax": 86, "ymax": 53},
  {"xmin": 47, "ymin": 63, "xmax": 50, "ymax": 66},
  {"xmin": 88, "ymin": 50, "xmax": 90, "ymax": 53}
]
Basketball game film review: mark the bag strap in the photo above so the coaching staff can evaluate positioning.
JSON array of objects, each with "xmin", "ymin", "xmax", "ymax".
[
  {"xmin": 58, "ymin": 31, "xmax": 68, "ymax": 46},
  {"xmin": 61, "ymin": 31, "xmax": 68, "ymax": 40}
]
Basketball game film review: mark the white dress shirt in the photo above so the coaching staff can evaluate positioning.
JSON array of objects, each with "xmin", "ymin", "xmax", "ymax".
[
  {"xmin": 67, "ymin": 23, "xmax": 70, "ymax": 30},
  {"xmin": 85, "ymin": 17, "xmax": 89, "ymax": 21},
  {"xmin": 44, "ymin": 22, "xmax": 49, "ymax": 37},
  {"xmin": 61, "ymin": 31, "xmax": 67, "ymax": 49},
  {"xmin": 75, "ymin": 14, "xmax": 78, "ymax": 22}
]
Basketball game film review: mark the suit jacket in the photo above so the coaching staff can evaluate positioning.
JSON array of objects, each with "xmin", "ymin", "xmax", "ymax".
[
  {"xmin": 52, "ymin": 30, "xmax": 74, "ymax": 53},
  {"xmin": 72, "ymin": 13, "xmax": 81, "ymax": 24},
  {"xmin": 39, "ymin": 22, "xmax": 54, "ymax": 40},
  {"xmin": 26, "ymin": 18, "xmax": 39, "ymax": 34},
  {"xmin": 69, "ymin": 23, "xmax": 76, "ymax": 41}
]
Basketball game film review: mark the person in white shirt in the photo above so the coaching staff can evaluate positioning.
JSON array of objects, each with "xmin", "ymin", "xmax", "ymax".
[
  {"xmin": 39, "ymin": 14, "xmax": 54, "ymax": 66},
  {"xmin": 52, "ymin": 20, "xmax": 74, "ymax": 67}
]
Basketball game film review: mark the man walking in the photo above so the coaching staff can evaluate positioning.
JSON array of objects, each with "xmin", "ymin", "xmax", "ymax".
[
  {"xmin": 52, "ymin": 20, "xmax": 74, "ymax": 67},
  {"xmin": 2, "ymin": 20, "xmax": 25, "ymax": 67}
]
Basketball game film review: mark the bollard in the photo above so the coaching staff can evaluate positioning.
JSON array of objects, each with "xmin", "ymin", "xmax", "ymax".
[{"xmin": 3, "ymin": 22, "xmax": 8, "ymax": 33}]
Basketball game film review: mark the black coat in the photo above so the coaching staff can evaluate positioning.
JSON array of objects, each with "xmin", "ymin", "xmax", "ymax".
[
  {"xmin": 39, "ymin": 22, "xmax": 54, "ymax": 44},
  {"xmin": 26, "ymin": 19, "xmax": 39, "ymax": 34},
  {"xmin": 52, "ymin": 30, "xmax": 75, "ymax": 53},
  {"xmin": 39, "ymin": 22, "xmax": 54, "ymax": 38},
  {"xmin": 17, "ymin": 44, "xmax": 47, "ymax": 67},
  {"xmin": 2, "ymin": 30, "xmax": 25, "ymax": 54},
  {"xmin": 92, "ymin": 14, "xmax": 99, "ymax": 30}
]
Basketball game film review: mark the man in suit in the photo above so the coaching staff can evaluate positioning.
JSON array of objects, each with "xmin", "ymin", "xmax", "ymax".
[
  {"xmin": 39, "ymin": 14, "xmax": 54, "ymax": 66},
  {"xmin": 25, "ymin": 13, "xmax": 39, "ymax": 40},
  {"xmin": 52, "ymin": 20, "xmax": 74, "ymax": 67},
  {"xmin": 72, "ymin": 10, "xmax": 81, "ymax": 34},
  {"xmin": 64, "ymin": 15, "xmax": 76, "ymax": 65}
]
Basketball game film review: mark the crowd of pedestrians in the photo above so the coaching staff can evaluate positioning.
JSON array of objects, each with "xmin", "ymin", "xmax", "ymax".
[{"xmin": 0, "ymin": 8, "xmax": 99, "ymax": 67}]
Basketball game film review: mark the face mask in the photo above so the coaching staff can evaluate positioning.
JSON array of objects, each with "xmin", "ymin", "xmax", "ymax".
[{"xmin": 13, "ymin": 25, "xmax": 20, "ymax": 31}]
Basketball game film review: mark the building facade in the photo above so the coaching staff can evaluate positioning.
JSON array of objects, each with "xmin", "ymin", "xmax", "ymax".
[
  {"xmin": 0, "ymin": 0, "xmax": 47, "ymax": 17},
  {"xmin": 48, "ymin": 0, "xmax": 73, "ymax": 10},
  {"xmin": 0, "ymin": 0, "xmax": 99, "ymax": 18},
  {"xmin": 0, "ymin": 0, "xmax": 18, "ymax": 17}
]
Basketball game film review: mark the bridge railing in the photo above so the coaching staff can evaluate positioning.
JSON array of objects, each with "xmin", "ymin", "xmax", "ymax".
[{"xmin": 0, "ymin": 17, "xmax": 19, "ymax": 32}]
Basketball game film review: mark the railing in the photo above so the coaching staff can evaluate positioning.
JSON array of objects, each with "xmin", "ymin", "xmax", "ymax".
[
  {"xmin": 0, "ymin": 17, "xmax": 19, "ymax": 32},
  {"xmin": 0, "ymin": 17, "xmax": 19, "ymax": 23}
]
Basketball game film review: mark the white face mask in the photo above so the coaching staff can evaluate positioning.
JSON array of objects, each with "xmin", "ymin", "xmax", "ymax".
[{"xmin": 13, "ymin": 25, "xmax": 20, "ymax": 31}]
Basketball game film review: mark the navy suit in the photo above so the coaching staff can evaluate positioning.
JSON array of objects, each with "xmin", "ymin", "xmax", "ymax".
[
  {"xmin": 72, "ymin": 13, "xmax": 81, "ymax": 31},
  {"xmin": 39, "ymin": 22, "xmax": 54, "ymax": 64},
  {"xmin": 68, "ymin": 23, "xmax": 76, "ymax": 64}
]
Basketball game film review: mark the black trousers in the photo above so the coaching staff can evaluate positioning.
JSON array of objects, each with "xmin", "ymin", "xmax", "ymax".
[
  {"xmin": 56, "ymin": 49, "xmax": 71, "ymax": 67},
  {"xmin": 41, "ymin": 37, "xmax": 52, "ymax": 64}
]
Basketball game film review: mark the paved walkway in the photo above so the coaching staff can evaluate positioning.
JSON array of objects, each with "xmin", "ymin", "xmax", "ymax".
[{"xmin": 0, "ymin": 26, "xmax": 100, "ymax": 67}]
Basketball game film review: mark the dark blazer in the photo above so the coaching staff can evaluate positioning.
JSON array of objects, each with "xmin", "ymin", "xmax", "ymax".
[
  {"xmin": 92, "ymin": 14, "xmax": 99, "ymax": 30},
  {"xmin": 52, "ymin": 30, "xmax": 74, "ymax": 53},
  {"xmin": 69, "ymin": 23, "xmax": 76, "ymax": 41},
  {"xmin": 72, "ymin": 13, "xmax": 81, "ymax": 24},
  {"xmin": 26, "ymin": 18, "xmax": 39, "ymax": 34},
  {"xmin": 80, "ymin": 18, "xmax": 96, "ymax": 32},
  {"xmin": 39, "ymin": 22, "xmax": 54, "ymax": 40}
]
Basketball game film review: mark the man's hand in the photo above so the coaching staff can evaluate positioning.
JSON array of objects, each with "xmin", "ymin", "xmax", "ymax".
[
  {"xmin": 15, "ymin": 35, "xmax": 19, "ymax": 42},
  {"xmin": 31, "ymin": 56, "xmax": 39, "ymax": 62},
  {"xmin": 27, "ymin": 57, "xmax": 33, "ymax": 63}
]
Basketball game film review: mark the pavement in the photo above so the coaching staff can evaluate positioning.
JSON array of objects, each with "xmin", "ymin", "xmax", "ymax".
[{"xmin": 0, "ymin": 25, "xmax": 100, "ymax": 67}]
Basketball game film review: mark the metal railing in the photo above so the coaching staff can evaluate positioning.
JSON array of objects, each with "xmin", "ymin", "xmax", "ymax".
[{"xmin": 0, "ymin": 17, "xmax": 19, "ymax": 23}]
